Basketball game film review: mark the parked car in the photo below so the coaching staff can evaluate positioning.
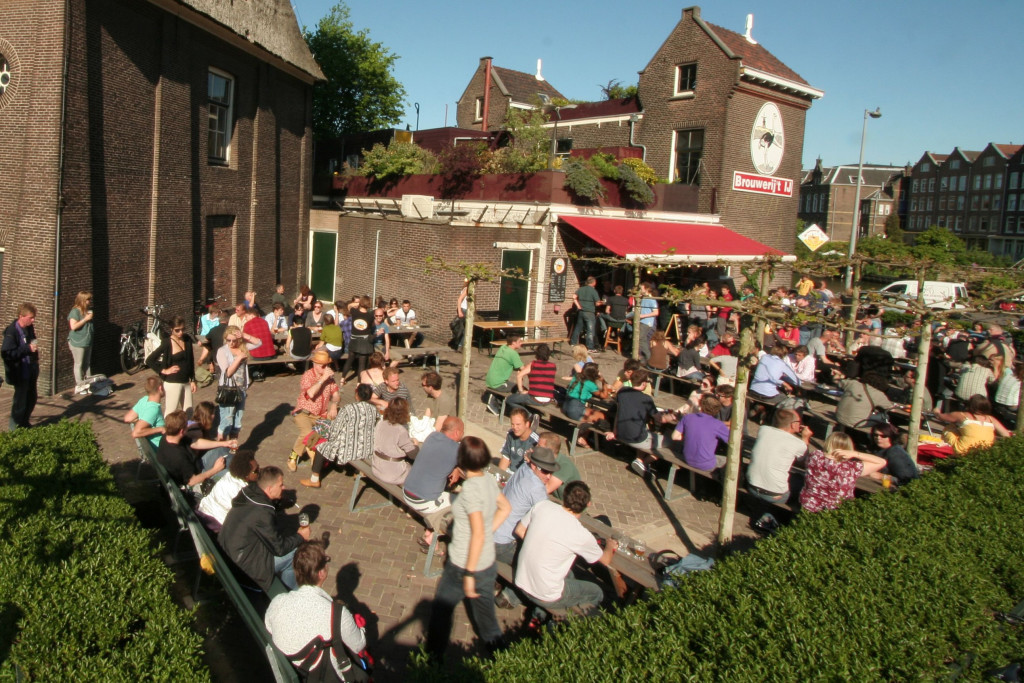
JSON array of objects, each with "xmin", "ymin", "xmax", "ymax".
[{"xmin": 873, "ymin": 280, "xmax": 969, "ymax": 311}]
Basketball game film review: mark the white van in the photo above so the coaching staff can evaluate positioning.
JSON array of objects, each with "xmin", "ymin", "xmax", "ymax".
[{"xmin": 876, "ymin": 280, "xmax": 968, "ymax": 310}]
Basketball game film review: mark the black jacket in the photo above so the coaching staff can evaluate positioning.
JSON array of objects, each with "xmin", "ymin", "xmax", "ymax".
[
  {"xmin": 146, "ymin": 335, "xmax": 196, "ymax": 384},
  {"xmin": 1, "ymin": 320, "xmax": 38, "ymax": 384},
  {"xmin": 219, "ymin": 483, "xmax": 302, "ymax": 591},
  {"xmin": 614, "ymin": 387, "xmax": 657, "ymax": 444}
]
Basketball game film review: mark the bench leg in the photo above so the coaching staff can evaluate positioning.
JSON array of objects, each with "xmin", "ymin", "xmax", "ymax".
[
  {"xmin": 348, "ymin": 472, "xmax": 391, "ymax": 513},
  {"xmin": 500, "ymin": 395, "xmax": 509, "ymax": 425},
  {"xmin": 664, "ymin": 463, "xmax": 677, "ymax": 501},
  {"xmin": 569, "ymin": 424, "xmax": 580, "ymax": 457},
  {"xmin": 423, "ymin": 534, "xmax": 442, "ymax": 578},
  {"xmin": 653, "ymin": 374, "xmax": 662, "ymax": 397}
]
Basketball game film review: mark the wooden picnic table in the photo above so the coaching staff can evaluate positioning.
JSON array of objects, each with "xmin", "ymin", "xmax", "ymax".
[
  {"xmin": 473, "ymin": 319, "xmax": 557, "ymax": 352},
  {"xmin": 387, "ymin": 323, "xmax": 431, "ymax": 348}
]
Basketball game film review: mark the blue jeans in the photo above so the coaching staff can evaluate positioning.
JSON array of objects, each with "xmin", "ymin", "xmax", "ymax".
[
  {"xmin": 426, "ymin": 560, "xmax": 501, "ymax": 659},
  {"xmin": 572, "ymin": 311, "xmax": 597, "ymax": 349},
  {"xmin": 217, "ymin": 390, "xmax": 246, "ymax": 438},
  {"xmin": 507, "ymin": 393, "xmax": 547, "ymax": 408},
  {"xmin": 532, "ymin": 575, "xmax": 604, "ymax": 616},
  {"xmin": 274, "ymin": 548, "xmax": 297, "ymax": 590},
  {"xmin": 201, "ymin": 446, "xmax": 234, "ymax": 482},
  {"xmin": 563, "ymin": 397, "xmax": 586, "ymax": 420}
]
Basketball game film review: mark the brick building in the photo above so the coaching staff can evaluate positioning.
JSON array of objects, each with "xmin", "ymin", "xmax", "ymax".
[
  {"xmin": 904, "ymin": 143, "xmax": 1022, "ymax": 254},
  {"xmin": 0, "ymin": 0, "xmax": 322, "ymax": 393},
  {"xmin": 454, "ymin": 7, "xmax": 822, "ymax": 257},
  {"xmin": 798, "ymin": 161, "xmax": 907, "ymax": 242}
]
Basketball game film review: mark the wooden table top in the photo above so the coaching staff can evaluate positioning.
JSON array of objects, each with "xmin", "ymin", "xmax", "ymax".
[{"xmin": 473, "ymin": 319, "xmax": 557, "ymax": 330}]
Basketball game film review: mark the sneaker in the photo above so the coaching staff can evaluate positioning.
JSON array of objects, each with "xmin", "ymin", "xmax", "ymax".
[
  {"xmin": 530, "ymin": 413, "xmax": 540, "ymax": 433},
  {"xmin": 287, "ymin": 453, "xmax": 299, "ymax": 472},
  {"xmin": 630, "ymin": 458, "xmax": 647, "ymax": 476},
  {"xmin": 753, "ymin": 513, "xmax": 779, "ymax": 534},
  {"xmin": 299, "ymin": 478, "xmax": 320, "ymax": 488},
  {"xmin": 494, "ymin": 592, "xmax": 515, "ymax": 610}
]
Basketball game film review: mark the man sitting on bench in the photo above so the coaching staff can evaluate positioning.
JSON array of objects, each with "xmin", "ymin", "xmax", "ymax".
[
  {"xmin": 669, "ymin": 394, "xmax": 730, "ymax": 475},
  {"xmin": 513, "ymin": 481, "xmax": 617, "ymax": 621},
  {"xmin": 498, "ymin": 407, "xmax": 539, "ymax": 472},
  {"xmin": 747, "ymin": 408, "xmax": 812, "ymax": 506},
  {"xmin": 402, "ymin": 417, "xmax": 465, "ymax": 550},
  {"xmin": 484, "ymin": 333, "xmax": 524, "ymax": 415}
]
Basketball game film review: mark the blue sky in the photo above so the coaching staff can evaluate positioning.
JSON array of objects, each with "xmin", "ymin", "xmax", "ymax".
[{"xmin": 291, "ymin": 0, "xmax": 1023, "ymax": 170}]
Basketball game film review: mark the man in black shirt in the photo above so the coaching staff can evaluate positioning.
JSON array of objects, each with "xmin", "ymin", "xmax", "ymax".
[
  {"xmin": 156, "ymin": 410, "xmax": 233, "ymax": 487},
  {"xmin": 598, "ymin": 285, "xmax": 629, "ymax": 341}
]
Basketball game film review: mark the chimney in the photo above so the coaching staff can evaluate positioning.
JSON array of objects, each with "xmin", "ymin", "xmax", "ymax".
[
  {"xmin": 535, "ymin": 59, "xmax": 544, "ymax": 82},
  {"xmin": 744, "ymin": 14, "xmax": 757, "ymax": 44}
]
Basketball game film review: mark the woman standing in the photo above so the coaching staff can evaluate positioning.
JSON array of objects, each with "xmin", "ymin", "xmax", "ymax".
[
  {"xmin": 67, "ymin": 291, "xmax": 94, "ymax": 387},
  {"xmin": 426, "ymin": 436, "xmax": 510, "ymax": 662},
  {"xmin": 146, "ymin": 315, "xmax": 197, "ymax": 417},
  {"xmin": 371, "ymin": 397, "xmax": 418, "ymax": 485},
  {"xmin": 451, "ymin": 280, "xmax": 469, "ymax": 352},
  {"xmin": 799, "ymin": 433, "xmax": 886, "ymax": 513},
  {"xmin": 216, "ymin": 325, "xmax": 250, "ymax": 440},
  {"xmin": 343, "ymin": 296, "xmax": 375, "ymax": 381}
]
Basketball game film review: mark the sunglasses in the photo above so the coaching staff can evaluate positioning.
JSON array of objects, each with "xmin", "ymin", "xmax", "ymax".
[{"xmin": 173, "ymin": 328, "xmax": 185, "ymax": 333}]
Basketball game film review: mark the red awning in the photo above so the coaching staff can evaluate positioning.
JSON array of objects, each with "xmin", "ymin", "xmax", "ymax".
[{"xmin": 559, "ymin": 215, "xmax": 790, "ymax": 262}]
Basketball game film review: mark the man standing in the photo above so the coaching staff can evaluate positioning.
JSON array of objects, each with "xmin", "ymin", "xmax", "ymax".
[
  {"xmin": 124, "ymin": 376, "xmax": 166, "ymax": 450},
  {"xmin": 2, "ymin": 303, "xmax": 40, "ymax": 430},
  {"xmin": 571, "ymin": 276, "xmax": 602, "ymax": 352},
  {"xmin": 265, "ymin": 541, "xmax": 368, "ymax": 682},
  {"xmin": 220, "ymin": 465, "xmax": 310, "ymax": 592},
  {"xmin": 484, "ymin": 333, "xmax": 524, "ymax": 415},
  {"xmin": 636, "ymin": 282, "xmax": 659, "ymax": 364},
  {"xmin": 498, "ymin": 407, "xmax": 539, "ymax": 472},
  {"xmin": 289, "ymin": 350, "xmax": 341, "ymax": 472},
  {"xmin": 513, "ymin": 481, "xmax": 617, "ymax": 618},
  {"xmin": 746, "ymin": 408, "xmax": 811, "ymax": 505},
  {"xmin": 420, "ymin": 371, "xmax": 455, "ymax": 431},
  {"xmin": 402, "ymin": 417, "xmax": 465, "ymax": 548}
]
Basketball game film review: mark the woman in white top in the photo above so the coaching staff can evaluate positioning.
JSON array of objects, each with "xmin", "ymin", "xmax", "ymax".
[
  {"xmin": 786, "ymin": 345, "xmax": 817, "ymax": 383},
  {"xmin": 216, "ymin": 325, "xmax": 251, "ymax": 440}
]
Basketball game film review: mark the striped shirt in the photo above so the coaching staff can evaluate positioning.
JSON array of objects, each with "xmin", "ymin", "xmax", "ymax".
[
  {"xmin": 955, "ymin": 363, "xmax": 995, "ymax": 401},
  {"xmin": 526, "ymin": 360, "xmax": 557, "ymax": 401}
]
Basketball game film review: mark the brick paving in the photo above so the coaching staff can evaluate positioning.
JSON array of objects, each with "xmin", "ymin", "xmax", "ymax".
[{"xmin": 11, "ymin": 342, "xmax": 758, "ymax": 681}]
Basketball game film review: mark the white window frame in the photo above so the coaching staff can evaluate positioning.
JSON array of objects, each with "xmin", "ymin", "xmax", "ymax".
[
  {"xmin": 474, "ymin": 96, "xmax": 484, "ymax": 122},
  {"xmin": 673, "ymin": 63, "xmax": 697, "ymax": 97},
  {"xmin": 208, "ymin": 68, "xmax": 234, "ymax": 165}
]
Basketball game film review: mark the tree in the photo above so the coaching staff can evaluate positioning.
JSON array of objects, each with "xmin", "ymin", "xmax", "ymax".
[
  {"xmin": 884, "ymin": 211, "xmax": 904, "ymax": 243},
  {"xmin": 599, "ymin": 79, "xmax": 638, "ymax": 100},
  {"xmin": 304, "ymin": 2, "xmax": 406, "ymax": 139}
]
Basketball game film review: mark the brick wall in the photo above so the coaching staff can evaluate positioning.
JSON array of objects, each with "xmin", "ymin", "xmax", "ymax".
[{"xmin": 1, "ymin": 0, "xmax": 313, "ymax": 393}]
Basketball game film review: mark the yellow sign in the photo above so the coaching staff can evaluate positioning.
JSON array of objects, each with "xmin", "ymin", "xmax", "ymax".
[{"xmin": 798, "ymin": 223, "xmax": 829, "ymax": 252}]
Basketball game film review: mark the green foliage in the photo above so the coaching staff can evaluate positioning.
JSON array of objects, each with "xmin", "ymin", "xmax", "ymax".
[
  {"xmin": 490, "ymin": 107, "xmax": 549, "ymax": 173},
  {"xmin": 359, "ymin": 141, "xmax": 437, "ymax": 180},
  {"xmin": 411, "ymin": 438, "xmax": 1024, "ymax": 681},
  {"xmin": 911, "ymin": 226, "xmax": 967, "ymax": 264},
  {"xmin": 884, "ymin": 211, "xmax": 904, "ymax": 242},
  {"xmin": 304, "ymin": 2, "xmax": 406, "ymax": 138},
  {"xmin": 618, "ymin": 162, "xmax": 655, "ymax": 206},
  {"xmin": 620, "ymin": 157, "xmax": 658, "ymax": 185},
  {"xmin": 562, "ymin": 158, "xmax": 606, "ymax": 203},
  {"xmin": 0, "ymin": 422, "xmax": 207, "ymax": 680},
  {"xmin": 437, "ymin": 143, "xmax": 488, "ymax": 199},
  {"xmin": 589, "ymin": 152, "xmax": 620, "ymax": 181},
  {"xmin": 599, "ymin": 79, "xmax": 638, "ymax": 100},
  {"xmin": 880, "ymin": 310, "xmax": 915, "ymax": 327}
]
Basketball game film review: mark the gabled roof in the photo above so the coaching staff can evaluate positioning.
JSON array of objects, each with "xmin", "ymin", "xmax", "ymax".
[
  {"xmin": 914, "ymin": 152, "xmax": 947, "ymax": 168},
  {"xmin": 490, "ymin": 65, "xmax": 565, "ymax": 104},
  {"xmin": 170, "ymin": 0, "xmax": 323, "ymax": 81},
  {"xmin": 554, "ymin": 97, "xmax": 641, "ymax": 123},
  {"xmin": 994, "ymin": 143, "xmax": 1023, "ymax": 159},
  {"xmin": 817, "ymin": 165, "xmax": 904, "ymax": 186},
  {"xmin": 703, "ymin": 20, "xmax": 808, "ymax": 85}
]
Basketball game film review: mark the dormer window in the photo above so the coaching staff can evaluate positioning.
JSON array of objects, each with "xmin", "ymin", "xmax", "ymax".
[{"xmin": 674, "ymin": 63, "xmax": 697, "ymax": 96}]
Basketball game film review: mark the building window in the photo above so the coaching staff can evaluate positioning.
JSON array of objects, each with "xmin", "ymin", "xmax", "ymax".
[
  {"xmin": 940, "ymin": 177, "xmax": 948, "ymax": 191},
  {"xmin": 208, "ymin": 69, "xmax": 234, "ymax": 165},
  {"xmin": 994, "ymin": 195, "xmax": 1002, "ymax": 210},
  {"xmin": 927, "ymin": 197, "xmax": 933, "ymax": 211},
  {"xmin": 674, "ymin": 63, "xmax": 697, "ymax": 95},
  {"xmin": 955, "ymin": 216, "xmax": 963, "ymax": 231},
  {"xmin": 974, "ymin": 175, "xmax": 982, "ymax": 190},
  {"xmin": 1017, "ymin": 241, "xmax": 1024, "ymax": 257},
  {"xmin": 474, "ymin": 97, "xmax": 483, "ymax": 122},
  {"xmin": 1011, "ymin": 172, "xmax": 1020, "ymax": 190},
  {"xmin": 910, "ymin": 198, "xmax": 917, "ymax": 211},
  {"xmin": 1019, "ymin": 217, "xmax": 1024, "ymax": 234},
  {"xmin": 937, "ymin": 216, "xmax": 945, "ymax": 227},
  {"xmin": 957, "ymin": 196, "xmax": 964, "ymax": 210},
  {"xmin": 969, "ymin": 216, "xmax": 978, "ymax": 231},
  {"xmin": 911, "ymin": 179, "xmax": 919, "ymax": 193},
  {"xmin": 928, "ymin": 178, "xmax": 935, "ymax": 192},
  {"xmin": 950, "ymin": 159, "xmax": 960, "ymax": 170},
  {"xmin": 984, "ymin": 174, "xmax": 993, "ymax": 190},
  {"xmin": 672, "ymin": 128, "xmax": 703, "ymax": 185},
  {"xmin": 982, "ymin": 195, "xmax": 991, "ymax": 210},
  {"xmin": 984, "ymin": 156, "xmax": 995, "ymax": 167},
  {"xmin": 971, "ymin": 195, "xmax": 979, "ymax": 210},
  {"xmin": 1008, "ymin": 218, "xmax": 1016, "ymax": 234},
  {"xmin": 939, "ymin": 196, "xmax": 947, "ymax": 211},
  {"xmin": 959, "ymin": 175, "xmax": 967, "ymax": 191},
  {"xmin": 995, "ymin": 174, "xmax": 1004, "ymax": 190},
  {"xmin": 921, "ymin": 162, "xmax": 931, "ymax": 172},
  {"xmin": 1009, "ymin": 194, "xmax": 1018, "ymax": 212}
]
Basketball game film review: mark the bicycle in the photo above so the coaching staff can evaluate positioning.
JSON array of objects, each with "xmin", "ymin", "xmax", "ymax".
[{"xmin": 119, "ymin": 304, "xmax": 167, "ymax": 374}]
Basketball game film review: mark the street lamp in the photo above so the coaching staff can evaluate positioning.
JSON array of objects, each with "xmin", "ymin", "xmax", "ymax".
[{"xmin": 845, "ymin": 107, "xmax": 882, "ymax": 289}]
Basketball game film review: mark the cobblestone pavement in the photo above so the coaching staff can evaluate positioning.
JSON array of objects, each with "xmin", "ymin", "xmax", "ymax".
[{"xmin": 12, "ymin": 342, "xmax": 758, "ymax": 681}]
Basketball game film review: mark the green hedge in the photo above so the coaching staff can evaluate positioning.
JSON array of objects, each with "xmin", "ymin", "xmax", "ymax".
[
  {"xmin": 414, "ymin": 437, "xmax": 1024, "ymax": 680},
  {"xmin": 0, "ymin": 421, "xmax": 208, "ymax": 681}
]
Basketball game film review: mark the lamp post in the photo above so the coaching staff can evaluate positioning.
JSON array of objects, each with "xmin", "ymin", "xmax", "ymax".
[
  {"xmin": 845, "ymin": 107, "xmax": 882, "ymax": 289},
  {"xmin": 414, "ymin": 102, "xmax": 420, "ymax": 131},
  {"xmin": 545, "ymin": 104, "xmax": 577, "ymax": 170}
]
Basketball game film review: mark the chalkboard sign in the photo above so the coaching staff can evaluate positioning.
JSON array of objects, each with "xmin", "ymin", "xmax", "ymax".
[{"xmin": 548, "ymin": 258, "xmax": 567, "ymax": 302}]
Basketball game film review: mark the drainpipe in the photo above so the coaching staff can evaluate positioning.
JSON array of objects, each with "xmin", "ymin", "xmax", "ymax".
[
  {"xmin": 372, "ymin": 228, "xmax": 382, "ymax": 303},
  {"xmin": 628, "ymin": 113, "xmax": 647, "ymax": 163},
  {"xmin": 481, "ymin": 57, "xmax": 492, "ymax": 132},
  {"xmin": 51, "ymin": 0, "xmax": 73, "ymax": 394}
]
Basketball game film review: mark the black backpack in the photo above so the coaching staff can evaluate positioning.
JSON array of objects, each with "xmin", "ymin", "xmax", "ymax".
[{"xmin": 286, "ymin": 602, "xmax": 369, "ymax": 683}]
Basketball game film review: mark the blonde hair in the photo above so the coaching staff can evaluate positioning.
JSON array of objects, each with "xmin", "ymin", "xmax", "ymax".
[
  {"xmin": 651, "ymin": 330, "xmax": 667, "ymax": 345},
  {"xmin": 223, "ymin": 325, "xmax": 241, "ymax": 340},
  {"xmin": 74, "ymin": 291, "xmax": 92, "ymax": 313},
  {"xmin": 572, "ymin": 344, "xmax": 589, "ymax": 362},
  {"xmin": 824, "ymin": 432, "xmax": 854, "ymax": 459}
]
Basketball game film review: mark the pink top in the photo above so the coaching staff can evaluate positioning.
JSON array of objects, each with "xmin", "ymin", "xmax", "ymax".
[{"xmin": 799, "ymin": 451, "xmax": 863, "ymax": 513}]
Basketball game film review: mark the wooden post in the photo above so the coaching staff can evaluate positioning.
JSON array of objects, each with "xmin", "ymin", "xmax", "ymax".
[
  {"xmin": 456, "ymin": 279, "xmax": 476, "ymax": 420},
  {"xmin": 717, "ymin": 324, "xmax": 754, "ymax": 551},
  {"xmin": 630, "ymin": 266, "xmax": 643, "ymax": 361},
  {"xmin": 905, "ymin": 270, "xmax": 930, "ymax": 462}
]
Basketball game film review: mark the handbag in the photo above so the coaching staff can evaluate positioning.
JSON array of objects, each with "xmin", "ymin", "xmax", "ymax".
[{"xmin": 216, "ymin": 385, "xmax": 243, "ymax": 407}]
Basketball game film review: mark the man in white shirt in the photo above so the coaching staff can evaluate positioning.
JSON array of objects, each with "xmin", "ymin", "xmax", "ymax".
[
  {"xmin": 746, "ymin": 409, "xmax": 812, "ymax": 505},
  {"xmin": 513, "ymin": 481, "xmax": 616, "ymax": 617},
  {"xmin": 265, "ymin": 541, "xmax": 367, "ymax": 681},
  {"xmin": 390, "ymin": 300, "xmax": 423, "ymax": 347},
  {"xmin": 197, "ymin": 450, "xmax": 259, "ymax": 530}
]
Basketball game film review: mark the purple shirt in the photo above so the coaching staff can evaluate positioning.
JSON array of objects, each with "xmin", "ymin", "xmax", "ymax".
[{"xmin": 674, "ymin": 412, "xmax": 730, "ymax": 471}]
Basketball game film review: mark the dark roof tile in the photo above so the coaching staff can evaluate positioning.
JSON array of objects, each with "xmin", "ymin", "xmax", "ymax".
[
  {"xmin": 704, "ymin": 21, "xmax": 808, "ymax": 85},
  {"xmin": 491, "ymin": 66, "xmax": 565, "ymax": 104}
]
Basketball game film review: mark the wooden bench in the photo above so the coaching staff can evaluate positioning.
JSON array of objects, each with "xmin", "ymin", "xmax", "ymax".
[
  {"xmin": 483, "ymin": 388, "xmax": 600, "ymax": 457},
  {"xmin": 390, "ymin": 345, "xmax": 446, "ymax": 372},
  {"xmin": 494, "ymin": 561, "xmax": 568, "ymax": 620},
  {"xmin": 490, "ymin": 337, "xmax": 569, "ymax": 355},
  {"xmin": 646, "ymin": 368, "xmax": 701, "ymax": 398},
  {"xmin": 132, "ymin": 428, "xmax": 299, "ymax": 682},
  {"xmin": 346, "ymin": 458, "xmax": 444, "ymax": 578}
]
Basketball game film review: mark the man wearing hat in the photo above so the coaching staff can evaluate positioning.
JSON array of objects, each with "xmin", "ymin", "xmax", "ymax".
[
  {"xmin": 288, "ymin": 350, "xmax": 341, "ymax": 472},
  {"xmin": 492, "ymin": 445, "xmax": 559, "ymax": 609}
]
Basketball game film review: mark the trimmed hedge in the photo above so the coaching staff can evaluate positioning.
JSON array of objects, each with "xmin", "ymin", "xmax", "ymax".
[
  {"xmin": 414, "ymin": 437, "xmax": 1024, "ymax": 680},
  {"xmin": 0, "ymin": 421, "xmax": 208, "ymax": 681}
]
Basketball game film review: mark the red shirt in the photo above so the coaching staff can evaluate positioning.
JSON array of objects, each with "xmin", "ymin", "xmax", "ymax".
[
  {"xmin": 243, "ymin": 317, "xmax": 277, "ymax": 358},
  {"xmin": 296, "ymin": 368, "xmax": 339, "ymax": 416}
]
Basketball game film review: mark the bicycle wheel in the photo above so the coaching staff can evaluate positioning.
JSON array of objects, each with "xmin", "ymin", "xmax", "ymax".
[{"xmin": 120, "ymin": 334, "xmax": 145, "ymax": 374}]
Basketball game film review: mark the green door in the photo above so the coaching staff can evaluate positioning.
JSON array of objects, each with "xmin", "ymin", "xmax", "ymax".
[
  {"xmin": 309, "ymin": 232, "xmax": 337, "ymax": 303},
  {"xmin": 499, "ymin": 250, "xmax": 531, "ymax": 320}
]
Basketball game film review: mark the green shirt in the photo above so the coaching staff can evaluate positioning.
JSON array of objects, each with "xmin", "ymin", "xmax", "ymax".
[
  {"xmin": 576, "ymin": 285, "xmax": 601, "ymax": 313},
  {"xmin": 67, "ymin": 308, "xmax": 93, "ymax": 348},
  {"xmin": 553, "ymin": 453, "xmax": 581, "ymax": 500},
  {"xmin": 485, "ymin": 345, "xmax": 523, "ymax": 389},
  {"xmin": 320, "ymin": 324, "xmax": 343, "ymax": 347}
]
